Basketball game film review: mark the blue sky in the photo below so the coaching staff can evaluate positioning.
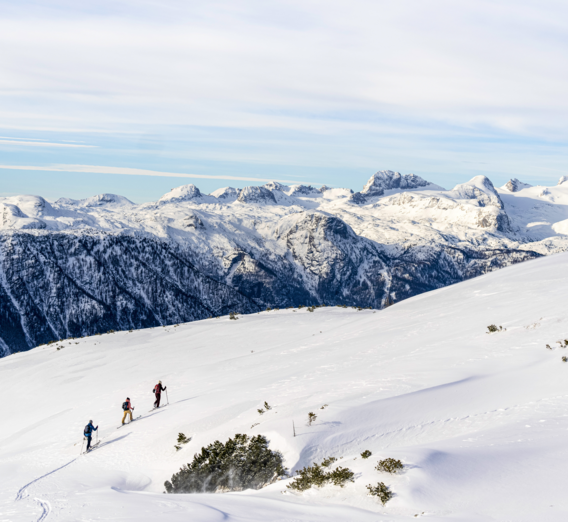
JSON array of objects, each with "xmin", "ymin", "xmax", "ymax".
[{"xmin": 1, "ymin": 0, "xmax": 567, "ymax": 203}]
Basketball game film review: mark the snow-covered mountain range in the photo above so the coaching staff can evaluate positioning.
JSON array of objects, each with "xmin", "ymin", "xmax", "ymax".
[
  {"xmin": 2, "ymin": 252, "xmax": 568, "ymax": 521},
  {"xmin": 2, "ymin": 170, "xmax": 568, "ymax": 356}
]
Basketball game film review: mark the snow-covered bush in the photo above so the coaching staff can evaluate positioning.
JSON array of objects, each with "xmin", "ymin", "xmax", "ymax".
[
  {"xmin": 307, "ymin": 412, "xmax": 317, "ymax": 426},
  {"xmin": 287, "ymin": 461, "xmax": 354, "ymax": 491},
  {"xmin": 376, "ymin": 458, "xmax": 403, "ymax": 474},
  {"xmin": 361, "ymin": 450, "xmax": 372, "ymax": 459},
  {"xmin": 164, "ymin": 434, "xmax": 286, "ymax": 493},
  {"xmin": 367, "ymin": 482, "xmax": 393, "ymax": 505},
  {"xmin": 562, "ymin": 356, "xmax": 567, "ymax": 363}
]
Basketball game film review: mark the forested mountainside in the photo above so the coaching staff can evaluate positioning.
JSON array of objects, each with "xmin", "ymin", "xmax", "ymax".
[{"xmin": 2, "ymin": 170, "xmax": 567, "ymax": 356}]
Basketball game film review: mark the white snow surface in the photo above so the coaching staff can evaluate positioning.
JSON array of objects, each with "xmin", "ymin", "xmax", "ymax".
[{"xmin": 2, "ymin": 252, "xmax": 568, "ymax": 521}]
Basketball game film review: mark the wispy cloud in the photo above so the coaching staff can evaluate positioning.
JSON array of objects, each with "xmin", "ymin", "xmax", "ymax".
[
  {"xmin": 0, "ymin": 164, "xmax": 316, "ymax": 184},
  {"xmin": 0, "ymin": 139, "xmax": 96, "ymax": 148}
]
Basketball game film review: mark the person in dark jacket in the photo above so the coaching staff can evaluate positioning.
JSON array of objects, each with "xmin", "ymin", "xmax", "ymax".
[
  {"xmin": 153, "ymin": 381, "xmax": 167, "ymax": 408},
  {"xmin": 84, "ymin": 420, "xmax": 98, "ymax": 451}
]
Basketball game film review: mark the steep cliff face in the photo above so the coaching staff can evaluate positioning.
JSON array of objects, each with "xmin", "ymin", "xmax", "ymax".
[
  {"xmin": 1, "ymin": 170, "xmax": 566, "ymax": 357},
  {"xmin": 0, "ymin": 232, "xmax": 259, "ymax": 354}
]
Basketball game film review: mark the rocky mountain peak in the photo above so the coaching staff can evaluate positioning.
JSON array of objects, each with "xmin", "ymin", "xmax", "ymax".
[
  {"xmin": 210, "ymin": 187, "xmax": 239, "ymax": 200},
  {"xmin": 502, "ymin": 179, "xmax": 532, "ymax": 192},
  {"xmin": 362, "ymin": 170, "xmax": 432, "ymax": 196},
  {"xmin": 82, "ymin": 193, "xmax": 135, "ymax": 207},
  {"xmin": 159, "ymin": 184, "xmax": 202, "ymax": 204},
  {"xmin": 238, "ymin": 186, "xmax": 277, "ymax": 204}
]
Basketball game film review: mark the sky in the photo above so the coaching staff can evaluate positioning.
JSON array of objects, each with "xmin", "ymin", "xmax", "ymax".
[{"xmin": 1, "ymin": 0, "xmax": 567, "ymax": 203}]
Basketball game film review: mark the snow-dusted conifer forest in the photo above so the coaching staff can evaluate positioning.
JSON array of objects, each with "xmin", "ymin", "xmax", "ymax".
[
  {"xmin": 2, "ymin": 171, "xmax": 568, "ymax": 356},
  {"xmin": 1, "ymin": 251, "xmax": 568, "ymax": 520}
]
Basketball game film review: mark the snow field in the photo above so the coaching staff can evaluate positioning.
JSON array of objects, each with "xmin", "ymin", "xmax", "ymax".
[{"xmin": 2, "ymin": 252, "xmax": 568, "ymax": 520}]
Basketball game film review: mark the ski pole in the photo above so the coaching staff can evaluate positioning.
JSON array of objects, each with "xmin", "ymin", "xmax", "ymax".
[
  {"xmin": 166, "ymin": 389, "xmax": 169, "ymax": 405},
  {"xmin": 79, "ymin": 437, "xmax": 85, "ymax": 455}
]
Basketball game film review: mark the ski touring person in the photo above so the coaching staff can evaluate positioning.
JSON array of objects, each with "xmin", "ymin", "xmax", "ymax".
[
  {"xmin": 84, "ymin": 420, "xmax": 98, "ymax": 451},
  {"xmin": 122, "ymin": 397, "xmax": 134, "ymax": 424},
  {"xmin": 153, "ymin": 380, "xmax": 167, "ymax": 408}
]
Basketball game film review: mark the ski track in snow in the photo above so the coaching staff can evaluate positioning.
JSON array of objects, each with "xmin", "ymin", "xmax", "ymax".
[
  {"xmin": 33, "ymin": 498, "xmax": 51, "ymax": 522},
  {"xmin": 15, "ymin": 459, "xmax": 76, "ymax": 501}
]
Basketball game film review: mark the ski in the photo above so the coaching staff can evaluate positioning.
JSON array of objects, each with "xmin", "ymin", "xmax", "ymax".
[
  {"xmin": 148, "ymin": 404, "xmax": 168, "ymax": 412},
  {"xmin": 117, "ymin": 415, "xmax": 141, "ymax": 429},
  {"xmin": 82, "ymin": 441, "xmax": 100, "ymax": 454}
]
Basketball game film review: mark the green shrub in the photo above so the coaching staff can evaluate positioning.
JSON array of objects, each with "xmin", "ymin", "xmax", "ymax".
[
  {"xmin": 367, "ymin": 482, "xmax": 393, "ymax": 505},
  {"xmin": 287, "ymin": 461, "xmax": 354, "ymax": 491},
  {"xmin": 328, "ymin": 467, "xmax": 355, "ymax": 486},
  {"xmin": 164, "ymin": 434, "xmax": 286, "ymax": 493},
  {"xmin": 562, "ymin": 356, "xmax": 567, "ymax": 363},
  {"xmin": 174, "ymin": 433, "xmax": 191, "ymax": 451},
  {"xmin": 360, "ymin": 450, "xmax": 372, "ymax": 459},
  {"xmin": 307, "ymin": 412, "xmax": 317, "ymax": 426},
  {"xmin": 487, "ymin": 325, "xmax": 505, "ymax": 333},
  {"xmin": 376, "ymin": 458, "xmax": 403, "ymax": 474},
  {"xmin": 321, "ymin": 456, "xmax": 337, "ymax": 467}
]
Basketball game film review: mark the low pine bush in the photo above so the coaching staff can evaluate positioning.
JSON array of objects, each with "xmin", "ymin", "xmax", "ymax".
[
  {"xmin": 367, "ymin": 482, "xmax": 393, "ymax": 505},
  {"xmin": 376, "ymin": 458, "xmax": 403, "ymax": 474},
  {"xmin": 321, "ymin": 456, "xmax": 337, "ymax": 467},
  {"xmin": 307, "ymin": 412, "xmax": 317, "ymax": 426},
  {"xmin": 487, "ymin": 325, "xmax": 505, "ymax": 333},
  {"xmin": 164, "ymin": 434, "xmax": 286, "ymax": 493},
  {"xmin": 174, "ymin": 433, "xmax": 191, "ymax": 451},
  {"xmin": 287, "ymin": 461, "xmax": 354, "ymax": 491},
  {"xmin": 360, "ymin": 450, "xmax": 372, "ymax": 459}
]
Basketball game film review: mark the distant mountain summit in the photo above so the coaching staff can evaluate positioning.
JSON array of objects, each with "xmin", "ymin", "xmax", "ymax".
[
  {"xmin": 158, "ymin": 184, "xmax": 204, "ymax": 203},
  {"xmin": 350, "ymin": 170, "xmax": 444, "ymax": 204},
  {"xmin": 502, "ymin": 179, "xmax": 532, "ymax": 192}
]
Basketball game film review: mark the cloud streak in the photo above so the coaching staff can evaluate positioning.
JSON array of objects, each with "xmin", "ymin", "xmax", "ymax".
[
  {"xmin": 0, "ymin": 164, "xmax": 317, "ymax": 185},
  {"xmin": 0, "ymin": 139, "xmax": 95, "ymax": 148}
]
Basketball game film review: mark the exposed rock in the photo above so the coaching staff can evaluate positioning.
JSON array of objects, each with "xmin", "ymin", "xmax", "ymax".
[
  {"xmin": 503, "ymin": 179, "xmax": 532, "ymax": 192},
  {"xmin": 238, "ymin": 186, "xmax": 277, "ymax": 204}
]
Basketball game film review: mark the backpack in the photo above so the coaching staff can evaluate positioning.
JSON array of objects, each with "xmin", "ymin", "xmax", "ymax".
[
  {"xmin": 84, "ymin": 424, "xmax": 92, "ymax": 436},
  {"xmin": 122, "ymin": 401, "xmax": 129, "ymax": 411}
]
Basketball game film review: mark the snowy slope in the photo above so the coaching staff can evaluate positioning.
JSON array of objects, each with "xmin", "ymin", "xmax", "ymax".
[
  {"xmin": 2, "ymin": 252, "xmax": 568, "ymax": 521},
  {"xmin": 2, "ymin": 170, "xmax": 568, "ymax": 356}
]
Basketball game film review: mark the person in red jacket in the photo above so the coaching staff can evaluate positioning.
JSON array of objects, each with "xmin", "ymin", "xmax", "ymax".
[
  {"xmin": 153, "ymin": 381, "xmax": 167, "ymax": 408},
  {"xmin": 121, "ymin": 397, "xmax": 134, "ymax": 424}
]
